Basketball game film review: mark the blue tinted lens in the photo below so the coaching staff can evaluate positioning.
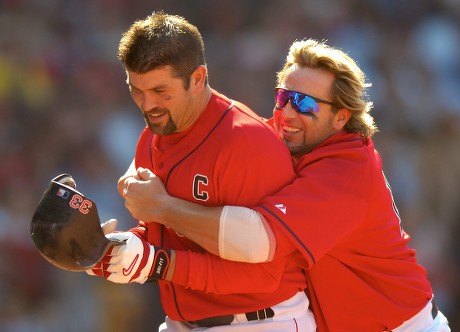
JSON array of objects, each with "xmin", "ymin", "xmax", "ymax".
[
  {"xmin": 291, "ymin": 92, "xmax": 319, "ymax": 114},
  {"xmin": 275, "ymin": 88, "xmax": 319, "ymax": 114}
]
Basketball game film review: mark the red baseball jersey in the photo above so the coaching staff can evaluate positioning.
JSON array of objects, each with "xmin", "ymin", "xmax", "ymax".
[
  {"xmin": 255, "ymin": 131, "xmax": 433, "ymax": 331},
  {"xmin": 133, "ymin": 90, "xmax": 306, "ymax": 321}
]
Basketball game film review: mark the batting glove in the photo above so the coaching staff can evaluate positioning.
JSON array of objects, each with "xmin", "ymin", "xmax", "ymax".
[{"xmin": 87, "ymin": 232, "xmax": 170, "ymax": 284}]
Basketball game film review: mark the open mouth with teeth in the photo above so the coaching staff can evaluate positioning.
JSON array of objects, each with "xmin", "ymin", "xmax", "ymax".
[
  {"xmin": 282, "ymin": 124, "xmax": 302, "ymax": 134},
  {"xmin": 147, "ymin": 112, "xmax": 166, "ymax": 118},
  {"xmin": 146, "ymin": 112, "xmax": 167, "ymax": 123}
]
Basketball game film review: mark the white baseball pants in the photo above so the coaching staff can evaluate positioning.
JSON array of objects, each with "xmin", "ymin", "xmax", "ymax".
[
  {"xmin": 391, "ymin": 298, "xmax": 450, "ymax": 332},
  {"xmin": 158, "ymin": 291, "xmax": 316, "ymax": 331}
]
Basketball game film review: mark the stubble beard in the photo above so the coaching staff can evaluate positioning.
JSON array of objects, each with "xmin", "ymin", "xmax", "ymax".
[{"xmin": 283, "ymin": 137, "xmax": 312, "ymax": 158}]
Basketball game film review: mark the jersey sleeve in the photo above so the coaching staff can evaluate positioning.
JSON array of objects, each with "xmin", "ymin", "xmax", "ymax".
[
  {"xmin": 255, "ymin": 141, "xmax": 372, "ymax": 267},
  {"xmin": 171, "ymin": 250, "xmax": 286, "ymax": 294}
]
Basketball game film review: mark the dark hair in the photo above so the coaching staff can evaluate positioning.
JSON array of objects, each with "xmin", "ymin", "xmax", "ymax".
[{"xmin": 118, "ymin": 11, "xmax": 207, "ymax": 88}]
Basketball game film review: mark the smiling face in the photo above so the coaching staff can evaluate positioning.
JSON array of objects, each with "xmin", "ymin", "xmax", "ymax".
[
  {"xmin": 273, "ymin": 64, "xmax": 351, "ymax": 161},
  {"xmin": 126, "ymin": 65, "xmax": 208, "ymax": 136}
]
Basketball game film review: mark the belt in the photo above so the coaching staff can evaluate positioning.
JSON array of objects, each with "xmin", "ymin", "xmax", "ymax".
[{"xmin": 189, "ymin": 307, "xmax": 275, "ymax": 328}]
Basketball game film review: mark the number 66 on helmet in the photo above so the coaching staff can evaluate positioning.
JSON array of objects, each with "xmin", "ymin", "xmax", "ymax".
[{"xmin": 30, "ymin": 174, "xmax": 121, "ymax": 272}]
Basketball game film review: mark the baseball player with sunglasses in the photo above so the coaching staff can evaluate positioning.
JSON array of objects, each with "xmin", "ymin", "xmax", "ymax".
[{"xmin": 120, "ymin": 39, "xmax": 451, "ymax": 331}]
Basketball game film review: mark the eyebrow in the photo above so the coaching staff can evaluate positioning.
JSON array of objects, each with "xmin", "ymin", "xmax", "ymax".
[{"xmin": 126, "ymin": 81, "xmax": 168, "ymax": 92}]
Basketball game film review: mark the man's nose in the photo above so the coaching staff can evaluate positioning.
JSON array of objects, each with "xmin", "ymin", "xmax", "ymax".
[
  {"xmin": 141, "ymin": 93, "xmax": 158, "ymax": 113},
  {"xmin": 282, "ymin": 102, "xmax": 298, "ymax": 119}
]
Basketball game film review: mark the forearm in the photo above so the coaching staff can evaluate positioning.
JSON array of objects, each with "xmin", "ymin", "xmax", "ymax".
[
  {"xmin": 161, "ymin": 197, "xmax": 221, "ymax": 256},
  {"xmin": 161, "ymin": 202, "xmax": 275, "ymax": 262},
  {"xmin": 170, "ymin": 250, "xmax": 284, "ymax": 294}
]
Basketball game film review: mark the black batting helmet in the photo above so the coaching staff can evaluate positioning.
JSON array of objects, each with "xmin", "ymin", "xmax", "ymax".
[{"xmin": 30, "ymin": 174, "xmax": 114, "ymax": 272}]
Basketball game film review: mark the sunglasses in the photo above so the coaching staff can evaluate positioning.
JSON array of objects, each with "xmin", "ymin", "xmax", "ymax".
[{"xmin": 274, "ymin": 87, "xmax": 337, "ymax": 114}]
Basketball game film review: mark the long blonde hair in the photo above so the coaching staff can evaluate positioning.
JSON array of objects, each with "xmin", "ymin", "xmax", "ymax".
[{"xmin": 277, "ymin": 39, "xmax": 377, "ymax": 139}]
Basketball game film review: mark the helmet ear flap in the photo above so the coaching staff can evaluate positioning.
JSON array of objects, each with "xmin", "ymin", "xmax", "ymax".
[{"xmin": 30, "ymin": 174, "xmax": 111, "ymax": 272}]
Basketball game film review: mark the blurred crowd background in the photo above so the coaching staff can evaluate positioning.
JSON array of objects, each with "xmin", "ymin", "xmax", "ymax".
[{"xmin": 1, "ymin": 0, "xmax": 459, "ymax": 331}]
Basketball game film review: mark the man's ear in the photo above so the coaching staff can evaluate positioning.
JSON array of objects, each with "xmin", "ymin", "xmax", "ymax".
[
  {"xmin": 333, "ymin": 108, "xmax": 352, "ymax": 131},
  {"xmin": 190, "ymin": 65, "xmax": 207, "ymax": 92}
]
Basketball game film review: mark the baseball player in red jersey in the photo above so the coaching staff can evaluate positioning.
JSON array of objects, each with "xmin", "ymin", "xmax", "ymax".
[
  {"xmin": 121, "ymin": 39, "xmax": 451, "ymax": 331},
  {"xmin": 87, "ymin": 12, "xmax": 317, "ymax": 331}
]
